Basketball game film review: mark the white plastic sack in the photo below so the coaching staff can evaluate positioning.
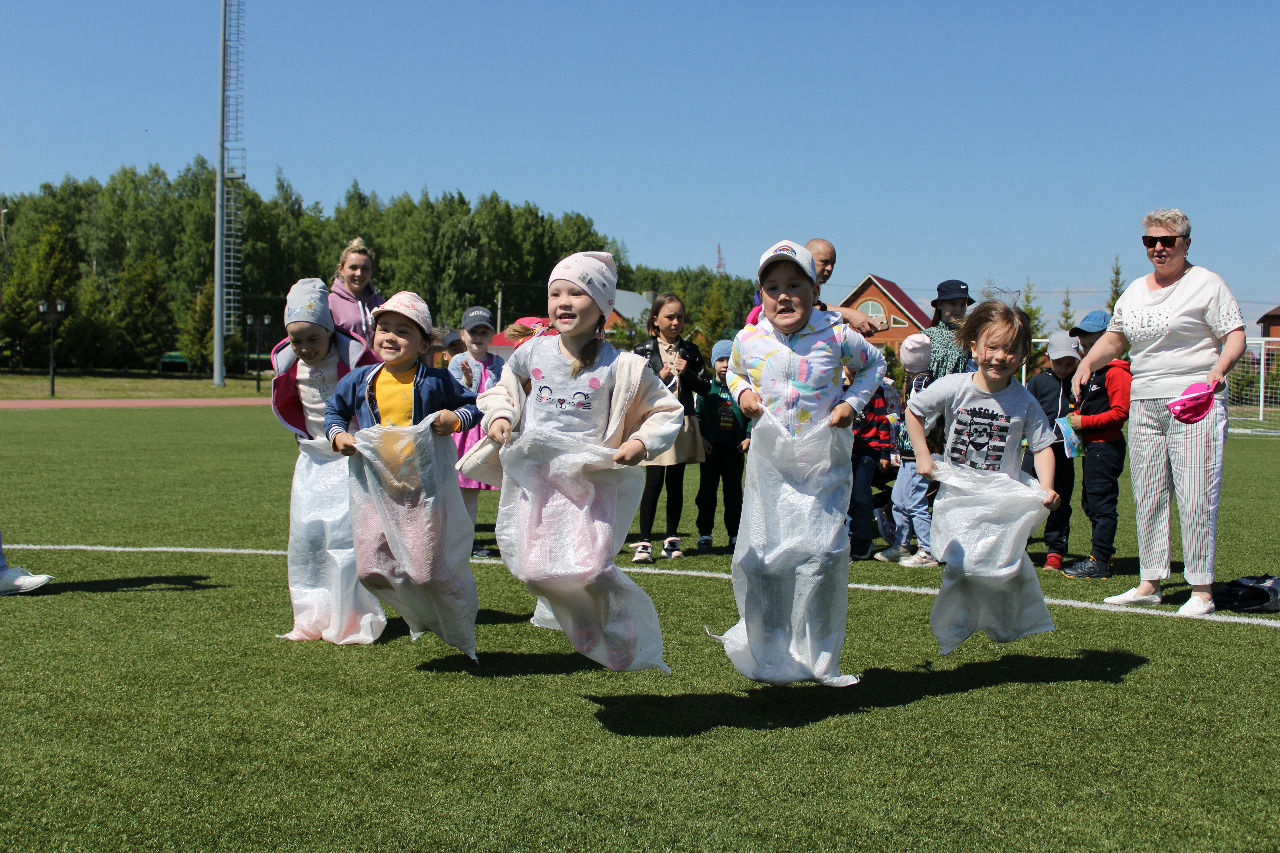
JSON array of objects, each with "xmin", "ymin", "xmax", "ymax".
[
  {"xmin": 928, "ymin": 457, "xmax": 1054, "ymax": 655},
  {"xmin": 280, "ymin": 440, "xmax": 386, "ymax": 644},
  {"xmin": 496, "ymin": 429, "xmax": 668, "ymax": 673},
  {"xmin": 712, "ymin": 413, "xmax": 859, "ymax": 686},
  {"xmin": 348, "ymin": 416, "xmax": 478, "ymax": 659}
]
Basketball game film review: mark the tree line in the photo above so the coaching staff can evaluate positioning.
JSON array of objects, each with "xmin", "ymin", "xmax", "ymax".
[{"xmin": 0, "ymin": 157, "xmax": 759, "ymax": 373}]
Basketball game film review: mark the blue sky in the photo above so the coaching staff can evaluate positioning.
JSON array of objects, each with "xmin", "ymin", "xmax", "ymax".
[{"xmin": 4, "ymin": 1, "xmax": 1277, "ymax": 329}]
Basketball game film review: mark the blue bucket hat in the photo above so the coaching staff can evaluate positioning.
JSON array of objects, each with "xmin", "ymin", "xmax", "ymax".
[
  {"xmin": 931, "ymin": 279, "xmax": 975, "ymax": 306},
  {"xmin": 1070, "ymin": 309, "xmax": 1111, "ymax": 336},
  {"xmin": 711, "ymin": 340, "xmax": 733, "ymax": 363}
]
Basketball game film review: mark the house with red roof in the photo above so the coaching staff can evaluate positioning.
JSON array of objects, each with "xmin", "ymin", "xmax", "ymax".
[
  {"xmin": 1257, "ymin": 305, "xmax": 1280, "ymax": 338},
  {"xmin": 836, "ymin": 274, "xmax": 932, "ymax": 353}
]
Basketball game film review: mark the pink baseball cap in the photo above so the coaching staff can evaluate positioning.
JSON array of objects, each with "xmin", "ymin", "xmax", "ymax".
[{"xmin": 1166, "ymin": 381, "xmax": 1221, "ymax": 424}]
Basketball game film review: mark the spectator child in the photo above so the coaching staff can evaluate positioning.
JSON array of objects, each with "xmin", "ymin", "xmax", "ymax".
[
  {"xmin": 715, "ymin": 240, "xmax": 887, "ymax": 686},
  {"xmin": 1062, "ymin": 310, "xmax": 1131, "ymax": 580},
  {"xmin": 633, "ymin": 294, "xmax": 711, "ymax": 562},
  {"xmin": 694, "ymin": 339, "xmax": 750, "ymax": 552},
  {"xmin": 848, "ymin": 384, "xmax": 893, "ymax": 560},
  {"xmin": 270, "ymin": 278, "xmax": 385, "ymax": 643},
  {"xmin": 905, "ymin": 300, "xmax": 1060, "ymax": 654},
  {"xmin": 924, "ymin": 279, "xmax": 976, "ymax": 378},
  {"xmin": 324, "ymin": 291, "xmax": 481, "ymax": 656},
  {"xmin": 1021, "ymin": 330, "xmax": 1081, "ymax": 571},
  {"xmin": 449, "ymin": 305, "xmax": 506, "ymax": 557},
  {"xmin": 875, "ymin": 333, "xmax": 940, "ymax": 567},
  {"xmin": 476, "ymin": 252, "xmax": 684, "ymax": 671}
]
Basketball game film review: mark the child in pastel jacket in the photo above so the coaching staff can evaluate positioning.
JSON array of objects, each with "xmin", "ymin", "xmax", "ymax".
[
  {"xmin": 716, "ymin": 240, "xmax": 886, "ymax": 686},
  {"xmin": 270, "ymin": 278, "xmax": 385, "ymax": 644},
  {"xmin": 469, "ymin": 251, "xmax": 684, "ymax": 672}
]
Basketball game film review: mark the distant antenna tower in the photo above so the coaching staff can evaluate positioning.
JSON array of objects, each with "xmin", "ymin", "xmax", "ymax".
[
  {"xmin": 716, "ymin": 243, "xmax": 725, "ymax": 276},
  {"xmin": 213, "ymin": 0, "xmax": 246, "ymax": 387}
]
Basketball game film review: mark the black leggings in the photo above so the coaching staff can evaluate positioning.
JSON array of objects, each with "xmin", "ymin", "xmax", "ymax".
[{"xmin": 638, "ymin": 463, "xmax": 686, "ymax": 541}]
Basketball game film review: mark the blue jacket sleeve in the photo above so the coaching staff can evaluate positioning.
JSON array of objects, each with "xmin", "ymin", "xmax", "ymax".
[{"xmin": 325, "ymin": 369, "xmax": 364, "ymax": 442}]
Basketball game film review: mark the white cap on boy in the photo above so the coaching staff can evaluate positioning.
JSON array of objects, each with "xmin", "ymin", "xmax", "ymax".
[
  {"xmin": 757, "ymin": 240, "xmax": 817, "ymax": 285},
  {"xmin": 548, "ymin": 251, "xmax": 618, "ymax": 317},
  {"xmin": 1046, "ymin": 330, "xmax": 1080, "ymax": 361},
  {"xmin": 283, "ymin": 278, "xmax": 334, "ymax": 331}
]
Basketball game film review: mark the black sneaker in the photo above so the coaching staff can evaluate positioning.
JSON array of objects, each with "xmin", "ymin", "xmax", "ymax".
[{"xmin": 1063, "ymin": 556, "xmax": 1112, "ymax": 579}]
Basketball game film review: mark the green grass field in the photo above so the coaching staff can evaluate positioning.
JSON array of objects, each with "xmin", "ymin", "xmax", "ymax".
[{"xmin": 2, "ymin": 404, "xmax": 1278, "ymax": 852}]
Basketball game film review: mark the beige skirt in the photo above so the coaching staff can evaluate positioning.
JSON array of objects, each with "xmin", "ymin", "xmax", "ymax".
[{"xmin": 643, "ymin": 415, "xmax": 705, "ymax": 466}]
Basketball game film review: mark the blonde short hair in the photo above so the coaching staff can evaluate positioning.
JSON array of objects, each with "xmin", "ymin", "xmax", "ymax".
[{"xmin": 1142, "ymin": 208, "xmax": 1191, "ymax": 238}]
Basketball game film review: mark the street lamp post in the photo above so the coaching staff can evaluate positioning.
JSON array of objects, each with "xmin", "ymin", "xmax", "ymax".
[
  {"xmin": 254, "ymin": 314, "xmax": 269, "ymax": 392},
  {"xmin": 37, "ymin": 299, "xmax": 67, "ymax": 398}
]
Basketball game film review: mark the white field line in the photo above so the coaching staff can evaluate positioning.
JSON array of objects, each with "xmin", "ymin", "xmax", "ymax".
[{"xmin": 10, "ymin": 544, "xmax": 1279, "ymax": 629}]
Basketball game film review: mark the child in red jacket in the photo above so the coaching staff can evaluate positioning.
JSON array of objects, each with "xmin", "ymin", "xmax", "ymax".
[{"xmin": 1061, "ymin": 310, "xmax": 1132, "ymax": 579}]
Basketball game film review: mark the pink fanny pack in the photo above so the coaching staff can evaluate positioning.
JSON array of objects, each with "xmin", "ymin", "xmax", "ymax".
[{"xmin": 1166, "ymin": 381, "xmax": 1221, "ymax": 424}]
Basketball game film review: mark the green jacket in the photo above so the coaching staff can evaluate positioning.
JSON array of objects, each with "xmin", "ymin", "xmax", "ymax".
[{"xmin": 696, "ymin": 377, "xmax": 750, "ymax": 446}]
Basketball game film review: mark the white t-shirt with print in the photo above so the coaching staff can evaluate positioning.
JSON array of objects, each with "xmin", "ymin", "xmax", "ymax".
[
  {"xmin": 1109, "ymin": 266, "xmax": 1244, "ymax": 401},
  {"xmin": 506, "ymin": 335, "xmax": 618, "ymax": 441},
  {"xmin": 908, "ymin": 373, "xmax": 1055, "ymax": 478},
  {"xmin": 296, "ymin": 348, "xmax": 341, "ymax": 440}
]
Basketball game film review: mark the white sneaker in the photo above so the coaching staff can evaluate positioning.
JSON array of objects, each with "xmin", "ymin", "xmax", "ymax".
[
  {"xmin": 874, "ymin": 545, "xmax": 909, "ymax": 563},
  {"xmin": 1103, "ymin": 587, "xmax": 1162, "ymax": 606},
  {"xmin": 0, "ymin": 566, "xmax": 53, "ymax": 595},
  {"xmin": 899, "ymin": 550, "xmax": 940, "ymax": 568},
  {"xmin": 1177, "ymin": 595, "xmax": 1215, "ymax": 617}
]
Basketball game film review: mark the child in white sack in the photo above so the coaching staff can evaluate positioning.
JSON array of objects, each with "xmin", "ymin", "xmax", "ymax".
[
  {"xmin": 324, "ymin": 291, "xmax": 481, "ymax": 659},
  {"xmin": 270, "ymin": 278, "xmax": 386, "ymax": 643},
  {"xmin": 470, "ymin": 251, "xmax": 683, "ymax": 672},
  {"xmin": 449, "ymin": 304, "xmax": 505, "ymax": 558},
  {"xmin": 904, "ymin": 300, "xmax": 1060, "ymax": 654},
  {"xmin": 715, "ymin": 240, "xmax": 886, "ymax": 686}
]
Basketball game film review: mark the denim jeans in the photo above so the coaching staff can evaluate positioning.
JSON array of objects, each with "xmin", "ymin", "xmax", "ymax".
[{"xmin": 890, "ymin": 459, "xmax": 932, "ymax": 553}]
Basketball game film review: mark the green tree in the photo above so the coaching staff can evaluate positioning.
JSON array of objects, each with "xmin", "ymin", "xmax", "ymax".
[
  {"xmin": 1058, "ymin": 287, "xmax": 1073, "ymax": 331},
  {"xmin": 1108, "ymin": 255, "xmax": 1124, "ymax": 310},
  {"xmin": 0, "ymin": 222, "xmax": 77, "ymax": 369},
  {"xmin": 114, "ymin": 254, "xmax": 172, "ymax": 369}
]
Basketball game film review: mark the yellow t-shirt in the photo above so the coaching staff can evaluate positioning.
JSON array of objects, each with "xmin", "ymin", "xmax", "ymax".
[{"xmin": 374, "ymin": 368, "xmax": 416, "ymax": 426}]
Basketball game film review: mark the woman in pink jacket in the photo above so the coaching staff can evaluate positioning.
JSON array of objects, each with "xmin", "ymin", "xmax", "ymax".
[{"xmin": 327, "ymin": 237, "xmax": 385, "ymax": 346}]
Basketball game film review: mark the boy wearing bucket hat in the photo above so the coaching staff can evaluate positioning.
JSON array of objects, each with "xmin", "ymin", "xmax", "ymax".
[{"xmin": 1060, "ymin": 310, "xmax": 1131, "ymax": 580}]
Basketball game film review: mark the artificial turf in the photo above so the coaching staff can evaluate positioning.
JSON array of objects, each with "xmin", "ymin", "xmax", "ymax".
[{"xmin": 2, "ymin": 406, "xmax": 1277, "ymax": 852}]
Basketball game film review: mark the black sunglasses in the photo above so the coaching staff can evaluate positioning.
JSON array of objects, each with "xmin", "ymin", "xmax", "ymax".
[{"xmin": 1141, "ymin": 235, "xmax": 1182, "ymax": 249}]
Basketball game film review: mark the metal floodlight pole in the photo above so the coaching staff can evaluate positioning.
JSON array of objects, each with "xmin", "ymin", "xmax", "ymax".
[{"xmin": 213, "ymin": 0, "xmax": 229, "ymax": 388}]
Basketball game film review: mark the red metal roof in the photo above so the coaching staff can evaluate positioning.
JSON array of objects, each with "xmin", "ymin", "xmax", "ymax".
[{"xmin": 842, "ymin": 275, "xmax": 932, "ymax": 328}]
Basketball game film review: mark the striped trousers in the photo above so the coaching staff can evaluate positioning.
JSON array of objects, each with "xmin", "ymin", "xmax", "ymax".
[{"xmin": 1128, "ymin": 398, "xmax": 1228, "ymax": 586}]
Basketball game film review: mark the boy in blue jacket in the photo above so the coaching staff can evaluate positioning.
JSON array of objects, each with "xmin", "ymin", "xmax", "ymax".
[{"xmin": 325, "ymin": 291, "xmax": 479, "ymax": 451}]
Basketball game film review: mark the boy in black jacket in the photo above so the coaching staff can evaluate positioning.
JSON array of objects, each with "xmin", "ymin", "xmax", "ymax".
[
  {"xmin": 1021, "ymin": 330, "xmax": 1079, "ymax": 571},
  {"xmin": 1062, "ymin": 310, "xmax": 1131, "ymax": 579}
]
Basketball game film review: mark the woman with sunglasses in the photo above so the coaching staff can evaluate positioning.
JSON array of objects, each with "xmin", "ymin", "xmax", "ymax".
[{"xmin": 1071, "ymin": 209, "xmax": 1245, "ymax": 616}]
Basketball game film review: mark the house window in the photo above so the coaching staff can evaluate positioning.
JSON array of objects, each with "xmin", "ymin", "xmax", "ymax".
[
  {"xmin": 890, "ymin": 316, "xmax": 908, "ymax": 327},
  {"xmin": 857, "ymin": 299, "xmax": 885, "ymax": 316}
]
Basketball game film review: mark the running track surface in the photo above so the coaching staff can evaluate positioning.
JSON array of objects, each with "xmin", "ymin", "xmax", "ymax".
[{"xmin": 0, "ymin": 397, "xmax": 268, "ymax": 410}]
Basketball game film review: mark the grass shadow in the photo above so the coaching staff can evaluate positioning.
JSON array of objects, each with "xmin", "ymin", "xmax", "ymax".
[
  {"xmin": 29, "ymin": 574, "xmax": 225, "ymax": 594},
  {"xmin": 586, "ymin": 649, "xmax": 1148, "ymax": 736},
  {"xmin": 476, "ymin": 608, "xmax": 532, "ymax": 626},
  {"xmin": 418, "ymin": 651, "xmax": 601, "ymax": 677}
]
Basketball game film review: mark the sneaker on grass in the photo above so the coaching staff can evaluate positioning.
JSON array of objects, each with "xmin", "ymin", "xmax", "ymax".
[
  {"xmin": 874, "ymin": 545, "xmax": 909, "ymax": 563},
  {"xmin": 661, "ymin": 537, "xmax": 684, "ymax": 559},
  {"xmin": 899, "ymin": 550, "xmax": 940, "ymax": 568},
  {"xmin": 1063, "ymin": 556, "xmax": 1111, "ymax": 579},
  {"xmin": 696, "ymin": 535, "xmax": 713, "ymax": 553},
  {"xmin": 631, "ymin": 543, "xmax": 654, "ymax": 564},
  {"xmin": 0, "ymin": 566, "xmax": 52, "ymax": 596}
]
